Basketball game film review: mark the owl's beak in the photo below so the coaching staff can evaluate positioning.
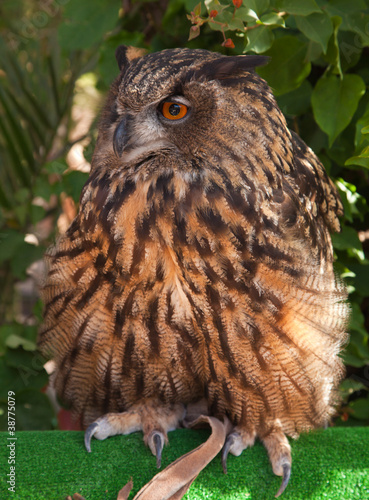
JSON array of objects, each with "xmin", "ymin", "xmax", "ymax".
[
  {"xmin": 113, "ymin": 111, "xmax": 172, "ymax": 164},
  {"xmin": 113, "ymin": 115, "xmax": 132, "ymax": 157}
]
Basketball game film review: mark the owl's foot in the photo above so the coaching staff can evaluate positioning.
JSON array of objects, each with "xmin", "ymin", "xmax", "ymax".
[
  {"xmin": 84, "ymin": 401, "xmax": 185, "ymax": 469},
  {"xmin": 221, "ymin": 432, "xmax": 244, "ymax": 473},
  {"xmin": 85, "ymin": 414, "xmax": 166, "ymax": 467},
  {"xmin": 84, "ymin": 409, "xmax": 142, "ymax": 452},
  {"xmin": 261, "ymin": 428, "xmax": 291, "ymax": 498},
  {"xmin": 221, "ymin": 426, "xmax": 291, "ymax": 497},
  {"xmin": 221, "ymin": 428, "xmax": 256, "ymax": 474}
]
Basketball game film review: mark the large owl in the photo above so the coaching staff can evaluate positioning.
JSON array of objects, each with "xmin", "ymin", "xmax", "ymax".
[{"xmin": 39, "ymin": 46, "xmax": 349, "ymax": 498}]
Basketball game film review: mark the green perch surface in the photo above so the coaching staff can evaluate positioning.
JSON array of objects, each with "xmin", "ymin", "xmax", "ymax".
[{"xmin": 0, "ymin": 427, "xmax": 368, "ymax": 499}]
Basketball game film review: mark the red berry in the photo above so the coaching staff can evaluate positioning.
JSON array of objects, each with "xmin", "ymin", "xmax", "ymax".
[
  {"xmin": 232, "ymin": 0, "xmax": 242, "ymax": 8},
  {"xmin": 209, "ymin": 10, "xmax": 218, "ymax": 18},
  {"xmin": 223, "ymin": 38, "xmax": 235, "ymax": 49}
]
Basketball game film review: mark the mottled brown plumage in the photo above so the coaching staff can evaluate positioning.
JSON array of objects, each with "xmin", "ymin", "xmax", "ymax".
[{"xmin": 38, "ymin": 46, "xmax": 349, "ymax": 497}]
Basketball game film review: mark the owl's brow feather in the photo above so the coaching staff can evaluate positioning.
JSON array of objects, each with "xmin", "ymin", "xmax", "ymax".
[
  {"xmin": 167, "ymin": 55, "xmax": 269, "ymax": 97},
  {"xmin": 191, "ymin": 56, "xmax": 269, "ymax": 82}
]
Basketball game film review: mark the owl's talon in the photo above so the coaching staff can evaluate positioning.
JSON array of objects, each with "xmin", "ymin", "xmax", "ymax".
[
  {"xmin": 147, "ymin": 431, "xmax": 165, "ymax": 468},
  {"xmin": 154, "ymin": 433, "xmax": 163, "ymax": 468},
  {"xmin": 221, "ymin": 431, "xmax": 242, "ymax": 474},
  {"xmin": 275, "ymin": 463, "xmax": 291, "ymax": 498},
  {"xmin": 221, "ymin": 433, "xmax": 234, "ymax": 474},
  {"xmin": 84, "ymin": 422, "xmax": 99, "ymax": 452}
]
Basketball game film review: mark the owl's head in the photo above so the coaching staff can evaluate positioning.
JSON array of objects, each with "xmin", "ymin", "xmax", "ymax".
[{"xmin": 92, "ymin": 46, "xmax": 287, "ymax": 180}]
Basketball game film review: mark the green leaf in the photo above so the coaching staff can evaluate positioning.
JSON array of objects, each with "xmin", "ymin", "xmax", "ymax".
[
  {"xmin": 5, "ymin": 88, "xmax": 45, "ymax": 146},
  {"xmin": 0, "ymin": 347, "xmax": 47, "ymax": 399},
  {"xmin": 0, "ymin": 181, "xmax": 12, "ymax": 209},
  {"xmin": 311, "ymin": 74, "xmax": 366, "ymax": 146},
  {"xmin": 61, "ymin": 170, "xmax": 89, "ymax": 203},
  {"xmin": 0, "ymin": 113, "xmax": 31, "ymax": 188},
  {"xmin": 10, "ymin": 241, "xmax": 44, "ymax": 280},
  {"xmin": 0, "ymin": 324, "xmax": 23, "ymax": 356},
  {"xmin": 345, "ymin": 147, "xmax": 369, "ymax": 170},
  {"xmin": 259, "ymin": 12, "xmax": 285, "ymax": 26},
  {"xmin": 257, "ymin": 36, "xmax": 311, "ymax": 95},
  {"xmin": 349, "ymin": 302, "xmax": 368, "ymax": 339},
  {"xmin": 240, "ymin": 0, "xmax": 269, "ymax": 16},
  {"xmin": 6, "ymin": 334, "xmax": 36, "ymax": 351},
  {"xmin": 189, "ymin": 25, "xmax": 201, "ymax": 40},
  {"xmin": 276, "ymin": 79, "xmax": 312, "ymax": 116},
  {"xmin": 340, "ymin": 378, "xmax": 367, "ymax": 399},
  {"xmin": 0, "ymin": 323, "xmax": 38, "ymax": 354},
  {"xmin": 0, "ymin": 86, "xmax": 36, "ymax": 173},
  {"xmin": 227, "ymin": 15, "xmax": 245, "ymax": 31},
  {"xmin": 0, "ymin": 229, "xmax": 25, "ymax": 264},
  {"xmin": 336, "ymin": 178, "xmax": 367, "ymax": 223},
  {"xmin": 245, "ymin": 26, "xmax": 274, "ymax": 53},
  {"xmin": 338, "ymin": 30, "xmax": 363, "ymax": 72},
  {"xmin": 33, "ymin": 175, "xmax": 55, "ymax": 202},
  {"xmin": 193, "ymin": 1, "xmax": 202, "ymax": 16},
  {"xmin": 0, "ymin": 358, "xmax": 27, "ymax": 399},
  {"xmin": 186, "ymin": 0, "xmax": 203, "ymax": 12},
  {"xmin": 345, "ymin": 13, "xmax": 369, "ymax": 47},
  {"xmin": 15, "ymin": 389, "xmax": 55, "ymax": 430},
  {"xmin": 274, "ymin": 0, "xmax": 321, "ymax": 15},
  {"xmin": 343, "ymin": 350, "xmax": 367, "ymax": 368},
  {"xmin": 45, "ymin": 159, "xmax": 68, "ymax": 175},
  {"xmin": 4, "ymin": 53, "xmax": 55, "ymax": 130},
  {"xmin": 4, "ymin": 348, "xmax": 48, "ymax": 393},
  {"xmin": 295, "ymin": 12, "xmax": 333, "ymax": 53},
  {"xmin": 58, "ymin": 0, "xmax": 121, "ymax": 50},
  {"xmin": 30, "ymin": 204, "xmax": 46, "ymax": 225},
  {"xmin": 210, "ymin": 10, "xmax": 244, "ymax": 31},
  {"xmin": 348, "ymin": 263, "xmax": 369, "ymax": 296},
  {"xmin": 348, "ymin": 330, "xmax": 369, "ymax": 362},
  {"xmin": 324, "ymin": 16, "xmax": 343, "ymax": 76},
  {"xmin": 354, "ymin": 103, "xmax": 369, "ymax": 149},
  {"xmin": 324, "ymin": 0, "xmax": 367, "ymax": 31},
  {"xmin": 331, "ymin": 225, "xmax": 362, "ymax": 251},
  {"xmin": 349, "ymin": 398, "xmax": 369, "ymax": 420},
  {"xmin": 237, "ymin": 7, "xmax": 259, "ymax": 22},
  {"xmin": 305, "ymin": 40, "xmax": 323, "ymax": 63}
]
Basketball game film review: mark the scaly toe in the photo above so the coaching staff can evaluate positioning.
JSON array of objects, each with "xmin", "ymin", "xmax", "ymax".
[
  {"xmin": 261, "ymin": 426, "xmax": 292, "ymax": 497},
  {"xmin": 84, "ymin": 410, "xmax": 142, "ymax": 452},
  {"xmin": 221, "ymin": 431, "xmax": 245, "ymax": 474}
]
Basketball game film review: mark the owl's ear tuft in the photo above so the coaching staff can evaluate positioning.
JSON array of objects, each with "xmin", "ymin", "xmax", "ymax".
[
  {"xmin": 196, "ymin": 55, "xmax": 269, "ymax": 81},
  {"xmin": 115, "ymin": 45, "xmax": 147, "ymax": 71}
]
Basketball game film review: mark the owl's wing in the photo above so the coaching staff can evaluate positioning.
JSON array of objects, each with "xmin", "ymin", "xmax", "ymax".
[{"xmin": 289, "ymin": 130, "xmax": 343, "ymax": 234}]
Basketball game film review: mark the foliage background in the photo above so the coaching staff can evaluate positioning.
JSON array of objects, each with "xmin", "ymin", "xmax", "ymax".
[{"xmin": 0, "ymin": 0, "xmax": 368, "ymax": 431}]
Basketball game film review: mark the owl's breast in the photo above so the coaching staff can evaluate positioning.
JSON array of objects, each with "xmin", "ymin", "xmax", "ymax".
[{"xmin": 40, "ymin": 165, "xmax": 344, "ymax": 420}]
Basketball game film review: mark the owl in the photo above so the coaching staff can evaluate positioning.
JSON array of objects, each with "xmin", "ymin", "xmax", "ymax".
[{"xmin": 38, "ymin": 46, "xmax": 349, "ymax": 498}]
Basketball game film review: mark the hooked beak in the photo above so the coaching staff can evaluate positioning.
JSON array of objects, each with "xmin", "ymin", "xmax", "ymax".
[
  {"xmin": 113, "ymin": 114, "xmax": 132, "ymax": 157},
  {"xmin": 112, "ymin": 111, "xmax": 173, "ymax": 164}
]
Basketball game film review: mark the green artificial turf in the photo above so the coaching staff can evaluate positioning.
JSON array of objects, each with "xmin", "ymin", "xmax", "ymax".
[{"xmin": 0, "ymin": 427, "xmax": 368, "ymax": 500}]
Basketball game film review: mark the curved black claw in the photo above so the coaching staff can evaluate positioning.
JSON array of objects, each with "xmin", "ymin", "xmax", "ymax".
[
  {"xmin": 84, "ymin": 422, "xmax": 99, "ymax": 453},
  {"xmin": 275, "ymin": 463, "xmax": 291, "ymax": 498},
  {"xmin": 221, "ymin": 432, "xmax": 237, "ymax": 474},
  {"xmin": 153, "ymin": 432, "xmax": 164, "ymax": 468}
]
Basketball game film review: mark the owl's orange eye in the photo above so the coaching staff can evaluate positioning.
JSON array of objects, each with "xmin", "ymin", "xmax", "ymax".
[{"xmin": 161, "ymin": 101, "xmax": 188, "ymax": 120}]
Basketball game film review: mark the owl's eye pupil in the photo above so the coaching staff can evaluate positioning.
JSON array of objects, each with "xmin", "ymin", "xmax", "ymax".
[
  {"xmin": 160, "ymin": 100, "xmax": 189, "ymax": 121},
  {"xmin": 168, "ymin": 104, "xmax": 181, "ymax": 116}
]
